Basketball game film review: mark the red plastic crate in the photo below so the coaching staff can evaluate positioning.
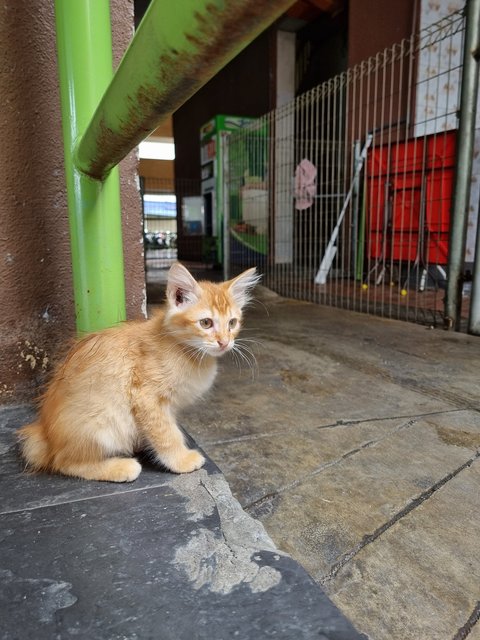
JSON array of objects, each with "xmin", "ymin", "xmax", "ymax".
[
  {"xmin": 366, "ymin": 177, "xmax": 387, "ymax": 231},
  {"xmin": 425, "ymin": 169, "xmax": 454, "ymax": 233},
  {"xmin": 427, "ymin": 133, "xmax": 456, "ymax": 170},
  {"xmin": 391, "ymin": 232, "xmax": 420, "ymax": 262},
  {"xmin": 366, "ymin": 130, "xmax": 456, "ymax": 267},
  {"xmin": 368, "ymin": 138, "xmax": 427, "ymax": 176}
]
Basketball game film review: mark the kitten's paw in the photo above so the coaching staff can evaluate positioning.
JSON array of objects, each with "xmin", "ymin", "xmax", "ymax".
[
  {"xmin": 166, "ymin": 449, "xmax": 205, "ymax": 474},
  {"xmin": 56, "ymin": 457, "xmax": 142, "ymax": 483},
  {"xmin": 105, "ymin": 458, "xmax": 142, "ymax": 482}
]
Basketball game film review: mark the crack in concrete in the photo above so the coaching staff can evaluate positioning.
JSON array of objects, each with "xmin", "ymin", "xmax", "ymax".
[
  {"xmin": 452, "ymin": 601, "xmax": 480, "ymax": 640},
  {"xmin": 206, "ymin": 409, "xmax": 465, "ymax": 447},
  {"xmin": 244, "ymin": 417, "xmax": 419, "ymax": 514},
  {"xmin": 0, "ymin": 481, "xmax": 173, "ymax": 517},
  {"xmin": 319, "ymin": 451, "xmax": 480, "ymax": 586}
]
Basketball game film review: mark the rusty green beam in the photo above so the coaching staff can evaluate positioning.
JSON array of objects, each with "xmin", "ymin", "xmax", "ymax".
[{"xmin": 74, "ymin": 0, "xmax": 295, "ymax": 180}]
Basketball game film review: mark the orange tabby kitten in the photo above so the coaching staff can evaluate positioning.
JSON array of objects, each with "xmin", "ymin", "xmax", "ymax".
[{"xmin": 18, "ymin": 262, "xmax": 259, "ymax": 483}]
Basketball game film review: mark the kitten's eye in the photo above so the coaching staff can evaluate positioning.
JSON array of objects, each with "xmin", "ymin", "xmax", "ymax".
[
  {"xmin": 199, "ymin": 318, "xmax": 213, "ymax": 329},
  {"xmin": 229, "ymin": 318, "xmax": 238, "ymax": 330}
]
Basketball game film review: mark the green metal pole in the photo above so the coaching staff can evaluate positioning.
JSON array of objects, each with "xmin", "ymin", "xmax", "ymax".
[
  {"xmin": 444, "ymin": 0, "xmax": 480, "ymax": 330},
  {"xmin": 75, "ymin": 0, "xmax": 295, "ymax": 180},
  {"xmin": 55, "ymin": 0, "xmax": 126, "ymax": 334}
]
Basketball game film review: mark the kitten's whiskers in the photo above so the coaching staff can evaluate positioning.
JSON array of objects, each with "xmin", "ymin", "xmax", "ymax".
[{"xmin": 230, "ymin": 339, "xmax": 258, "ymax": 380}]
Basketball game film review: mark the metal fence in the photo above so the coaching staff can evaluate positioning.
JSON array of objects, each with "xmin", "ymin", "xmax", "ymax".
[{"xmin": 225, "ymin": 9, "xmax": 477, "ymax": 329}]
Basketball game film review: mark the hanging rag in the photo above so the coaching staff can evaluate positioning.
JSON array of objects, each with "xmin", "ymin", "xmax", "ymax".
[{"xmin": 294, "ymin": 158, "xmax": 317, "ymax": 210}]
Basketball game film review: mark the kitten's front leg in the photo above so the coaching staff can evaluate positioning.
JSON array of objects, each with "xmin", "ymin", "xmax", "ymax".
[{"xmin": 132, "ymin": 392, "xmax": 204, "ymax": 474}]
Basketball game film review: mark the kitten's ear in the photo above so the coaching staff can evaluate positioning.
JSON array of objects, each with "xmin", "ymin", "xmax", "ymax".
[
  {"xmin": 166, "ymin": 262, "xmax": 202, "ymax": 309},
  {"xmin": 228, "ymin": 267, "xmax": 261, "ymax": 308}
]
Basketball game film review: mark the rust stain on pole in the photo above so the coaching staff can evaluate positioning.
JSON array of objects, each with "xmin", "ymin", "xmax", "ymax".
[{"xmin": 75, "ymin": 0, "xmax": 294, "ymax": 180}]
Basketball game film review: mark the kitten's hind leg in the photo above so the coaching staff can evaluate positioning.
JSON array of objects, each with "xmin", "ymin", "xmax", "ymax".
[{"xmin": 55, "ymin": 457, "xmax": 142, "ymax": 483}]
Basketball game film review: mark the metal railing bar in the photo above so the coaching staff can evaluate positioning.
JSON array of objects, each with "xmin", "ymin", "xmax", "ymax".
[
  {"xmin": 446, "ymin": 0, "xmax": 480, "ymax": 330},
  {"xmin": 75, "ymin": 0, "xmax": 295, "ymax": 181}
]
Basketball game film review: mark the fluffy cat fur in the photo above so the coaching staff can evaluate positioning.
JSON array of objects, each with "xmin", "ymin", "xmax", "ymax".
[{"xmin": 18, "ymin": 262, "xmax": 259, "ymax": 483}]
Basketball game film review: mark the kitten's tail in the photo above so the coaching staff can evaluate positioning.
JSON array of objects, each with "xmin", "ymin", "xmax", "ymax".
[{"xmin": 18, "ymin": 422, "xmax": 51, "ymax": 471}]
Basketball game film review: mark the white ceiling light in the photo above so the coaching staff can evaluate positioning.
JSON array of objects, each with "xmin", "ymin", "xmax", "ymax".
[{"xmin": 138, "ymin": 139, "xmax": 175, "ymax": 160}]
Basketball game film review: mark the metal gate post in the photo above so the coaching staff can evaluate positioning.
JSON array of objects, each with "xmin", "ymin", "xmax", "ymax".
[
  {"xmin": 468, "ymin": 194, "xmax": 480, "ymax": 335},
  {"xmin": 445, "ymin": 0, "xmax": 480, "ymax": 331},
  {"xmin": 55, "ymin": 0, "xmax": 126, "ymax": 334},
  {"xmin": 467, "ymin": 1, "xmax": 480, "ymax": 334}
]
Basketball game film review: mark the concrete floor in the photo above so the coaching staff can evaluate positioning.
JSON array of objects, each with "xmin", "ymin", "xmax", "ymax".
[{"xmin": 172, "ymin": 285, "xmax": 480, "ymax": 640}]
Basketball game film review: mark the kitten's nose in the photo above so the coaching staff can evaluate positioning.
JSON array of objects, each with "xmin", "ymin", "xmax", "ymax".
[{"xmin": 217, "ymin": 339, "xmax": 228, "ymax": 350}]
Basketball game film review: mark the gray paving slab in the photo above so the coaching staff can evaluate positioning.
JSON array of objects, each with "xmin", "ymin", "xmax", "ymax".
[
  {"xmin": 183, "ymin": 339, "xmax": 455, "ymax": 444},
  {"xmin": 247, "ymin": 411, "xmax": 480, "ymax": 581},
  {"xmin": 327, "ymin": 458, "xmax": 480, "ymax": 640},
  {"xmin": 0, "ymin": 404, "xmax": 365, "ymax": 640},
  {"xmin": 250, "ymin": 297, "xmax": 480, "ymax": 410},
  {"xmin": 204, "ymin": 416, "xmax": 433, "ymax": 509}
]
